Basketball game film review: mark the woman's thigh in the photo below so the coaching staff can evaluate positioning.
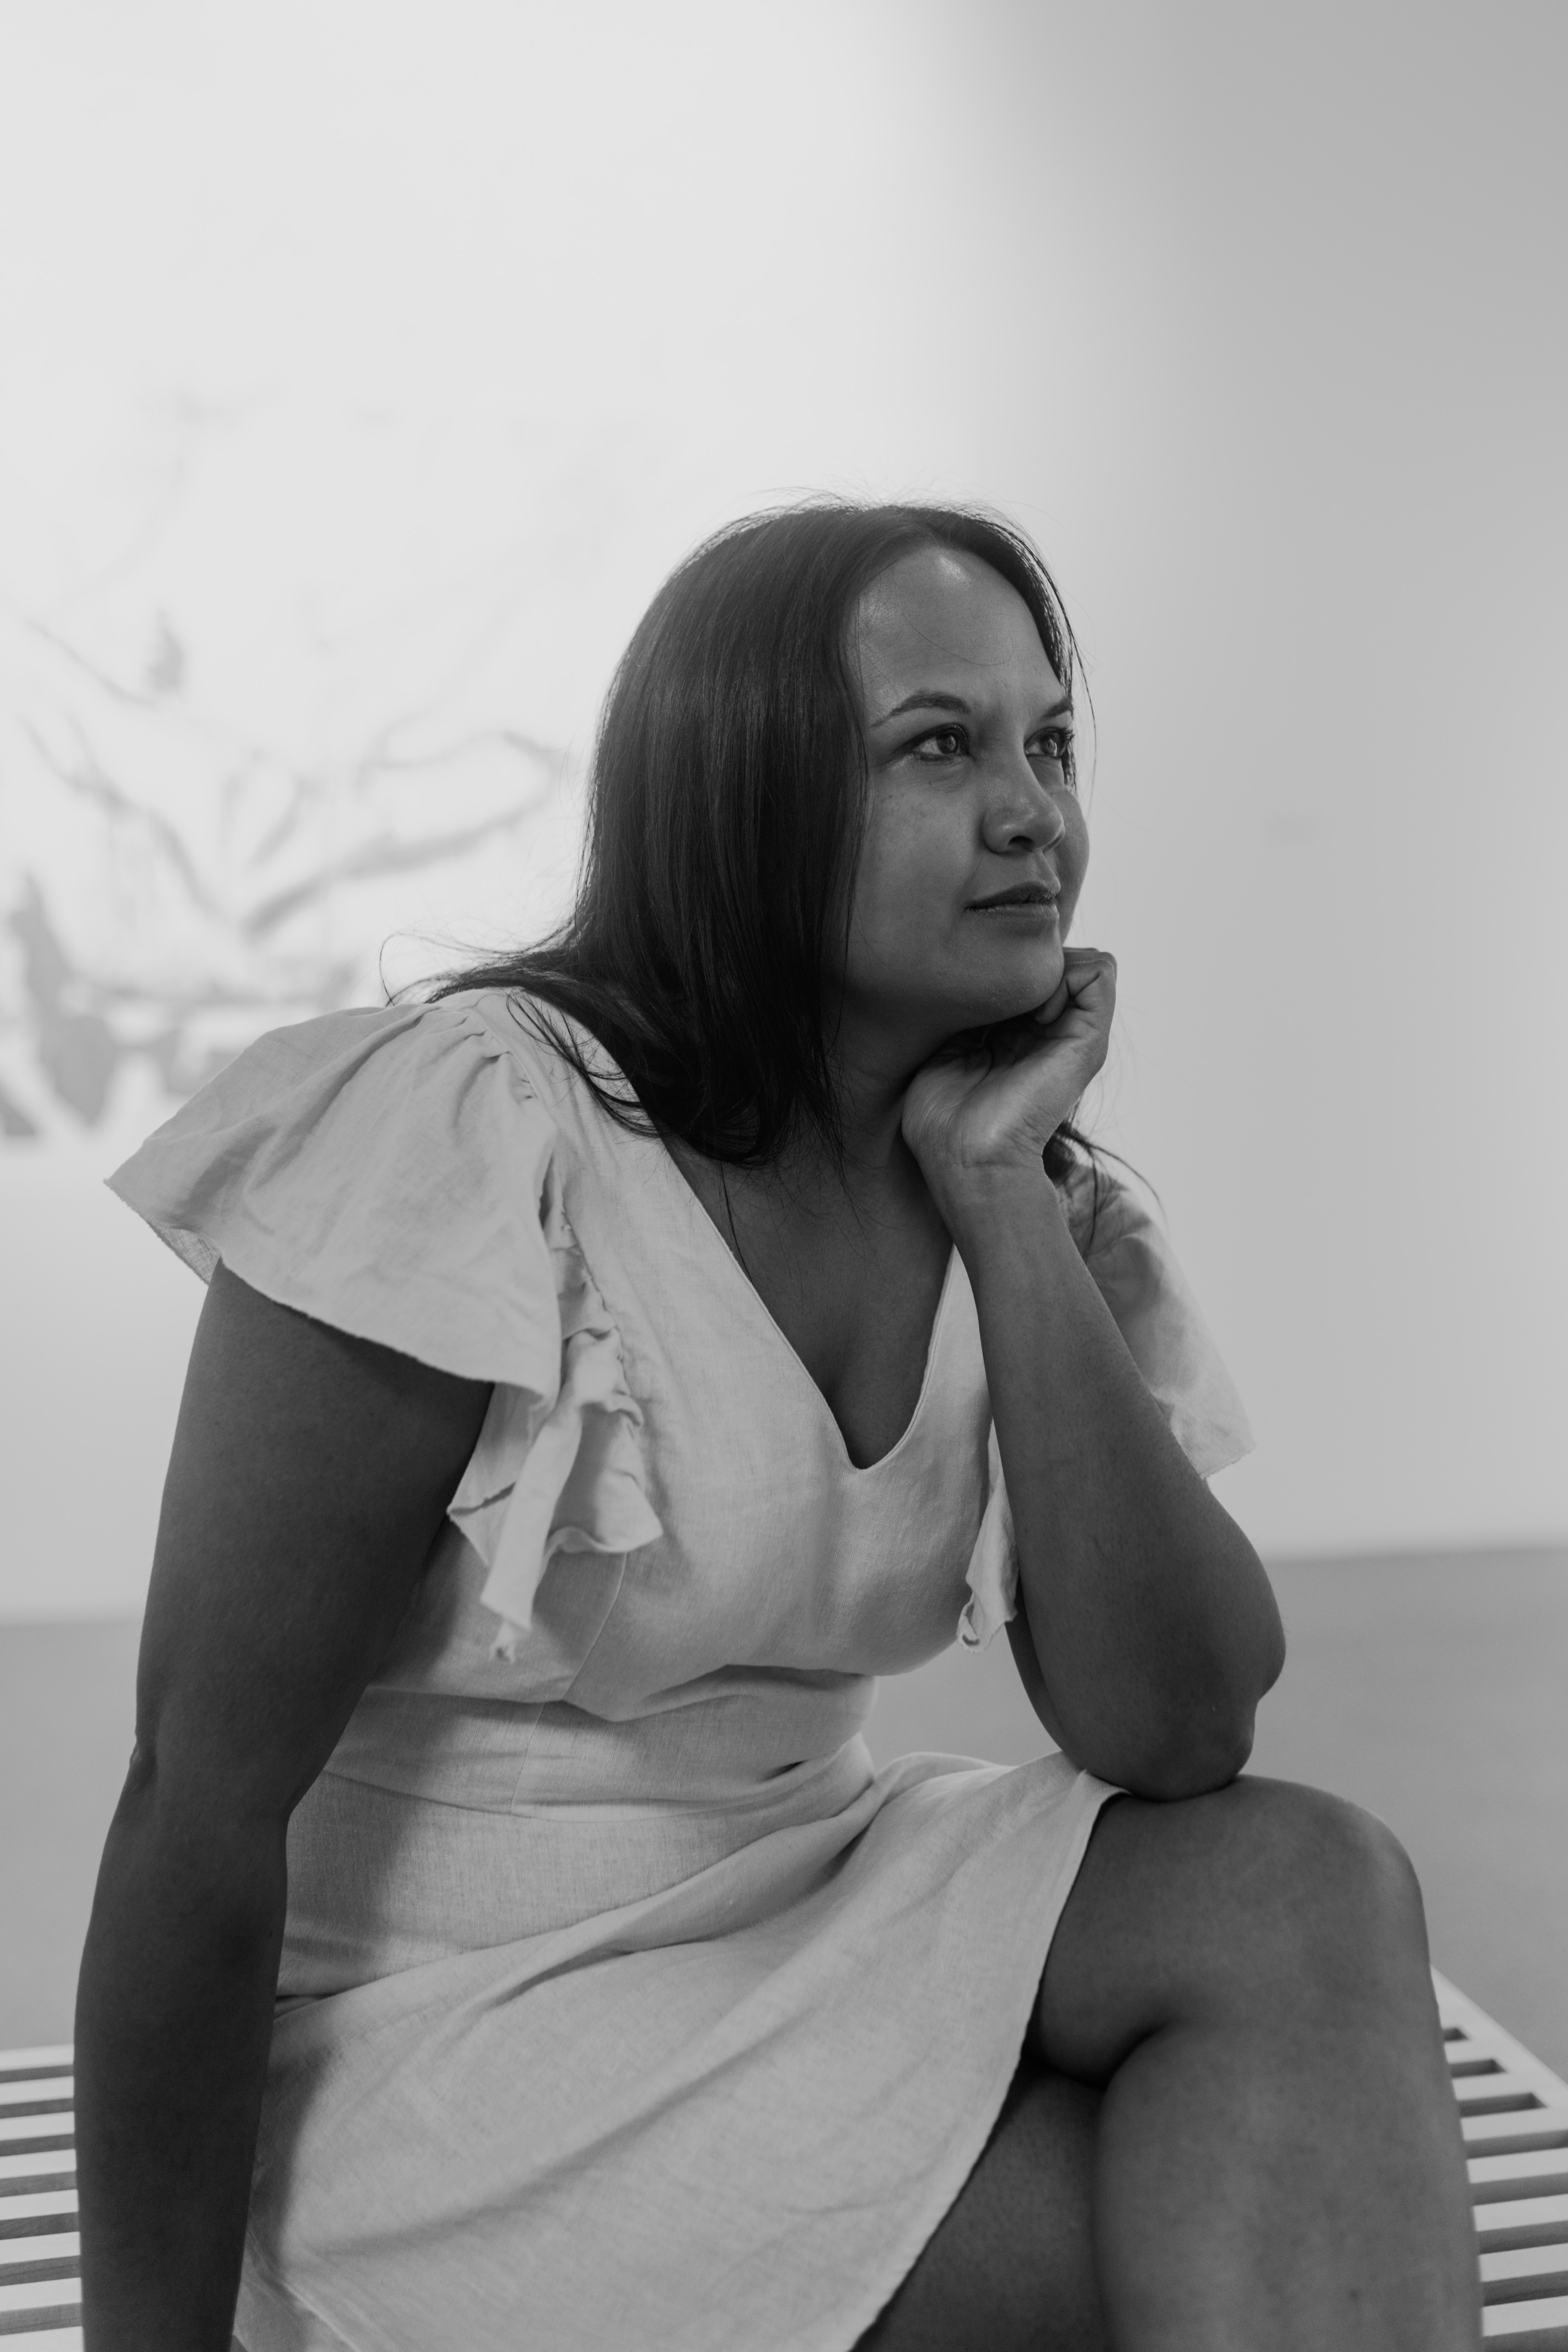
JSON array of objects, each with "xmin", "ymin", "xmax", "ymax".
[
  {"xmin": 862, "ymin": 1776, "xmax": 1433, "ymax": 2352},
  {"xmin": 1036, "ymin": 1773, "xmax": 1434, "ymax": 2081},
  {"xmin": 852, "ymin": 2057, "xmax": 1107, "ymax": 2352}
]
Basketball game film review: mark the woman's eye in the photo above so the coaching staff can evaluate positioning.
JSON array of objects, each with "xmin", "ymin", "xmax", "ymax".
[
  {"xmin": 912, "ymin": 727, "xmax": 968, "ymax": 761},
  {"xmin": 904, "ymin": 722, "xmax": 1074, "ymax": 774}
]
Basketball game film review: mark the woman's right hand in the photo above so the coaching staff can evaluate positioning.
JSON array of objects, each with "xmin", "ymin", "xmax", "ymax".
[{"xmin": 902, "ymin": 946, "xmax": 1117, "ymax": 1214}]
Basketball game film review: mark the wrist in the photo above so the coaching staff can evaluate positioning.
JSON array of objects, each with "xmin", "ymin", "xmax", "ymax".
[{"xmin": 932, "ymin": 1159, "xmax": 1069, "ymax": 1253}]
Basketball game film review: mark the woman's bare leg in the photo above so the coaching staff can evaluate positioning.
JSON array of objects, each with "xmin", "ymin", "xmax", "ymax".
[
  {"xmin": 1039, "ymin": 1775, "xmax": 1480, "ymax": 2350},
  {"xmin": 854, "ymin": 2056, "xmax": 1107, "ymax": 2352}
]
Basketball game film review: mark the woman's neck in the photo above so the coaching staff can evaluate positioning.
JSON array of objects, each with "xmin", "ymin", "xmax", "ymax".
[
  {"xmin": 753, "ymin": 1032, "xmax": 935, "ymax": 1230},
  {"xmin": 817, "ymin": 999, "xmax": 947, "ymax": 1180}
]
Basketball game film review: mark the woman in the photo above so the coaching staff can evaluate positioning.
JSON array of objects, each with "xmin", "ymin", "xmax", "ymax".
[{"xmin": 76, "ymin": 501, "xmax": 1480, "ymax": 2350}]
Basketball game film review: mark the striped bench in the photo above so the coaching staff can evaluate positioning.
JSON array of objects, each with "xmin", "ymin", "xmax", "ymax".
[{"xmin": 4, "ymin": 1970, "xmax": 1565, "ymax": 2345}]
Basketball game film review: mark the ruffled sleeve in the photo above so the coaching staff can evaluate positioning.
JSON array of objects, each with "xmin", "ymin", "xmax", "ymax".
[
  {"xmin": 959, "ymin": 1166, "xmax": 1254, "ymax": 1650},
  {"xmin": 108, "ymin": 995, "xmax": 663, "ymax": 1657}
]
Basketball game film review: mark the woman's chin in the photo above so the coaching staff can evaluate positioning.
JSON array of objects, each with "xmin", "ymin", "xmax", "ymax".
[{"xmin": 964, "ymin": 946, "xmax": 1066, "ymax": 1025}]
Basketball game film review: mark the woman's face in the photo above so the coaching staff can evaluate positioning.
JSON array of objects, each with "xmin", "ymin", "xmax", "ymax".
[{"xmin": 835, "ymin": 543, "xmax": 1089, "ymax": 1045}]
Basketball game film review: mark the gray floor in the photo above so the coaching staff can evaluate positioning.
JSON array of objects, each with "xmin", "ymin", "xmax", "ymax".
[{"xmin": 4, "ymin": 1546, "xmax": 1566, "ymax": 2074}]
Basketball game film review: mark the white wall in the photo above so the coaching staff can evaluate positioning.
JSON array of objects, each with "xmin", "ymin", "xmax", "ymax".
[{"xmin": 2, "ymin": 0, "xmax": 1565, "ymax": 1617}]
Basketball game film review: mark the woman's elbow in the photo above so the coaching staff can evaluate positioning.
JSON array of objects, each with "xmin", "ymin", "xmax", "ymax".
[
  {"xmin": 1116, "ymin": 1655, "xmax": 1277, "ymax": 1802},
  {"xmin": 1127, "ymin": 1708, "xmax": 1258, "ymax": 1802},
  {"xmin": 1254, "ymin": 1577, "xmax": 1288, "ymax": 1697}
]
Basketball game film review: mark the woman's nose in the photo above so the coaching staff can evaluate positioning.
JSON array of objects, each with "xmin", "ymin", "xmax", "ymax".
[{"xmin": 982, "ymin": 763, "xmax": 1068, "ymax": 851}]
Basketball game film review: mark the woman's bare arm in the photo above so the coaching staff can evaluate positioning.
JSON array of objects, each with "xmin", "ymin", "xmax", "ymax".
[
  {"xmin": 75, "ymin": 1263, "xmax": 492, "ymax": 2352},
  {"xmin": 954, "ymin": 1168, "xmax": 1285, "ymax": 1802},
  {"xmin": 902, "ymin": 945, "xmax": 1283, "ymax": 1805}
]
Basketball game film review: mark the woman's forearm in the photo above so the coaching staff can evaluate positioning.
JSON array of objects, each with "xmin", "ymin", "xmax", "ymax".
[
  {"xmin": 75, "ymin": 1762, "xmax": 287, "ymax": 2352},
  {"xmin": 951, "ymin": 1167, "xmax": 1285, "ymax": 1800}
]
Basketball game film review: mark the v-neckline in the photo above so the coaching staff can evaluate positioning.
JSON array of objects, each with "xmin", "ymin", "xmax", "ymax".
[
  {"xmin": 500, "ymin": 997, "xmax": 957, "ymax": 1478},
  {"xmin": 649, "ymin": 1128, "xmax": 956, "ymax": 1479}
]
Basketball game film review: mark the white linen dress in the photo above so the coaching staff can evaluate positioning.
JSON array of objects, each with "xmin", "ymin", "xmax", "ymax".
[{"xmin": 109, "ymin": 986, "xmax": 1254, "ymax": 2352}]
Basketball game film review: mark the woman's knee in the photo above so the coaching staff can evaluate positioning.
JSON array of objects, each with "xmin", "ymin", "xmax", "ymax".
[
  {"xmin": 1209, "ymin": 1776, "xmax": 1431, "ymax": 2005},
  {"xmin": 1039, "ymin": 1776, "xmax": 1433, "ymax": 2074}
]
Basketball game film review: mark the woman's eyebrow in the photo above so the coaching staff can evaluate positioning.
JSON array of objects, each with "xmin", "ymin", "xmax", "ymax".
[{"xmin": 870, "ymin": 687, "xmax": 1074, "ymax": 727}]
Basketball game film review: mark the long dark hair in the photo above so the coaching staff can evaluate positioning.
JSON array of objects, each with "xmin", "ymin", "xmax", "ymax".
[{"xmin": 427, "ymin": 498, "xmax": 1123, "ymax": 1224}]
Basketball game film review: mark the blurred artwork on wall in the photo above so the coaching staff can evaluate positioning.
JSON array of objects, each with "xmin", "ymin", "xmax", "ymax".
[{"xmin": 0, "ymin": 395, "xmax": 591, "ymax": 1160}]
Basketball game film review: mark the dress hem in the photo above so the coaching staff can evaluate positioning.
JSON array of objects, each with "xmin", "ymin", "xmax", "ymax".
[
  {"xmin": 822, "ymin": 1765, "xmax": 1119, "ymax": 2352},
  {"xmin": 237, "ymin": 1760, "xmax": 1119, "ymax": 2352}
]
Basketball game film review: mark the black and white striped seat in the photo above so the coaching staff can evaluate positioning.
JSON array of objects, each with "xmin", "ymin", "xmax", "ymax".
[
  {"xmin": 0, "ymin": 2041, "xmax": 76, "ymax": 2347},
  {"xmin": 4, "ymin": 1971, "xmax": 1565, "ymax": 2345},
  {"xmin": 1441, "ymin": 1972, "xmax": 1568, "ymax": 2342}
]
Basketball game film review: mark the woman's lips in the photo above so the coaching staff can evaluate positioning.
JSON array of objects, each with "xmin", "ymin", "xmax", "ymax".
[{"xmin": 968, "ymin": 896, "xmax": 1060, "ymax": 918}]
